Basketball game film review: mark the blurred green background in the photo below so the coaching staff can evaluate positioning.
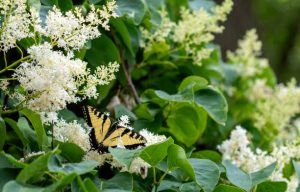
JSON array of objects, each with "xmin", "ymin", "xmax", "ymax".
[{"xmin": 215, "ymin": 0, "xmax": 300, "ymax": 82}]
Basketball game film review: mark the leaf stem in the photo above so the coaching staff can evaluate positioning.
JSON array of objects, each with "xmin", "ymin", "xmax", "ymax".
[
  {"xmin": 76, "ymin": 175, "xmax": 88, "ymax": 192},
  {"xmin": 3, "ymin": 52, "xmax": 7, "ymax": 68},
  {"xmin": 153, "ymin": 167, "xmax": 157, "ymax": 184},
  {"xmin": 0, "ymin": 55, "xmax": 31, "ymax": 75},
  {"xmin": 158, "ymin": 169, "xmax": 169, "ymax": 184},
  {"xmin": 121, "ymin": 50, "xmax": 140, "ymax": 104},
  {"xmin": 0, "ymin": 77, "xmax": 17, "ymax": 81},
  {"xmin": 15, "ymin": 43, "xmax": 24, "ymax": 58}
]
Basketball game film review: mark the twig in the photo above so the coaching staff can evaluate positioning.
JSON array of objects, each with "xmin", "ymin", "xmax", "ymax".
[{"xmin": 121, "ymin": 50, "xmax": 140, "ymax": 104}]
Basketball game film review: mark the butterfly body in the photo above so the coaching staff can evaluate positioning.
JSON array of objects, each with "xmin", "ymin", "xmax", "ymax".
[{"xmin": 83, "ymin": 106, "xmax": 146, "ymax": 153}]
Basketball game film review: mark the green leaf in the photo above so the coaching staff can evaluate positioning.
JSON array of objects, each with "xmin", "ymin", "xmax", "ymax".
[
  {"xmin": 101, "ymin": 172, "xmax": 133, "ymax": 192},
  {"xmin": 0, "ymin": 151, "xmax": 26, "ymax": 168},
  {"xmin": 250, "ymin": 162, "xmax": 277, "ymax": 186},
  {"xmin": 17, "ymin": 117, "xmax": 39, "ymax": 150},
  {"xmin": 114, "ymin": 104, "xmax": 137, "ymax": 120},
  {"xmin": 3, "ymin": 181, "xmax": 44, "ymax": 192},
  {"xmin": 189, "ymin": 0, "xmax": 216, "ymax": 11},
  {"xmin": 140, "ymin": 137, "xmax": 173, "ymax": 166},
  {"xmin": 40, "ymin": 0, "xmax": 57, "ymax": 6},
  {"xmin": 16, "ymin": 150, "xmax": 56, "ymax": 183},
  {"xmin": 256, "ymin": 181, "xmax": 287, "ymax": 192},
  {"xmin": 110, "ymin": 18, "xmax": 134, "ymax": 55},
  {"xmin": 167, "ymin": 144, "xmax": 195, "ymax": 179},
  {"xmin": 0, "ymin": 118, "xmax": 6, "ymax": 151},
  {"xmin": 293, "ymin": 160, "xmax": 300, "ymax": 179},
  {"xmin": 166, "ymin": 0, "xmax": 188, "ymax": 21},
  {"xmin": 178, "ymin": 76, "xmax": 208, "ymax": 92},
  {"xmin": 27, "ymin": 0, "xmax": 41, "ymax": 10},
  {"xmin": 293, "ymin": 161, "xmax": 300, "ymax": 191},
  {"xmin": 154, "ymin": 89, "xmax": 193, "ymax": 103},
  {"xmin": 140, "ymin": 89, "xmax": 168, "ymax": 107},
  {"xmin": 44, "ymin": 173, "xmax": 77, "ymax": 192},
  {"xmin": 85, "ymin": 34, "xmax": 120, "ymax": 68},
  {"xmin": 167, "ymin": 103, "xmax": 207, "ymax": 147},
  {"xmin": 191, "ymin": 150, "xmax": 222, "ymax": 163},
  {"xmin": 20, "ymin": 109, "xmax": 48, "ymax": 150},
  {"xmin": 109, "ymin": 148, "xmax": 141, "ymax": 169},
  {"xmin": 134, "ymin": 103, "xmax": 157, "ymax": 121},
  {"xmin": 0, "ymin": 168, "xmax": 19, "ymax": 191},
  {"xmin": 194, "ymin": 87, "xmax": 228, "ymax": 125},
  {"xmin": 48, "ymin": 155, "xmax": 98, "ymax": 175},
  {"xmin": 179, "ymin": 182, "xmax": 202, "ymax": 192},
  {"xmin": 144, "ymin": 41, "xmax": 170, "ymax": 61},
  {"xmin": 213, "ymin": 184, "xmax": 245, "ymax": 192},
  {"xmin": 57, "ymin": 0, "xmax": 73, "ymax": 11},
  {"xmin": 56, "ymin": 141, "xmax": 85, "ymax": 163},
  {"xmin": 189, "ymin": 158, "xmax": 220, "ymax": 192},
  {"xmin": 57, "ymin": 109, "xmax": 83, "ymax": 123},
  {"xmin": 5, "ymin": 118, "xmax": 28, "ymax": 148},
  {"xmin": 116, "ymin": 0, "xmax": 146, "ymax": 25},
  {"xmin": 223, "ymin": 160, "xmax": 252, "ymax": 192},
  {"xmin": 157, "ymin": 180, "xmax": 181, "ymax": 191},
  {"xmin": 83, "ymin": 178, "xmax": 100, "ymax": 192}
]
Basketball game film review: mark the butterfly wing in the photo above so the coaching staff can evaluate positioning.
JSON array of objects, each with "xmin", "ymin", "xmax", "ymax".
[
  {"xmin": 83, "ymin": 106, "xmax": 112, "ymax": 145},
  {"xmin": 83, "ymin": 105, "xmax": 146, "ymax": 151},
  {"xmin": 103, "ymin": 124, "xmax": 146, "ymax": 149}
]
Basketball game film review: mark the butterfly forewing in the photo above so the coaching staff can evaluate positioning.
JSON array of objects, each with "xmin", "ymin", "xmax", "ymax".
[{"xmin": 85, "ymin": 106, "xmax": 111, "ymax": 143}]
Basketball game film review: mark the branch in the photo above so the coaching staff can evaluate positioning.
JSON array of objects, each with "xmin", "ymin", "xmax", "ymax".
[{"xmin": 121, "ymin": 58, "xmax": 140, "ymax": 104}]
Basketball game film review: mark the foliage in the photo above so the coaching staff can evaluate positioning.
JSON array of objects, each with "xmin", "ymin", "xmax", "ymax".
[{"xmin": 0, "ymin": 0, "xmax": 300, "ymax": 192}]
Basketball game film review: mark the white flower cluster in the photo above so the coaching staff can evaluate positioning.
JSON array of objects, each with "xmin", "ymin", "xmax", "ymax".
[
  {"xmin": 118, "ymin": 115, "xmax": 132, "ymax": 129},
  {"xmin": 227, "ymin": 29, "xmax": 269, "ymax": 78},
  {"xmin": 141, "ymin": 0, "xmax": 233, "ymax": 65},
  {"xmin": 0, "ymin": 80, "xmax": 9, "ymax": 92},
  {"xmin": 40, "ymin": 1, "xmax": 117, "ymax": 50},
  {"xmin": 218, "ymin": 126, "xmax": 300, "ymax": 192},
  {"xmin": 173, "ymin": 0, "xmax": 233, "ymax": 65},
  {"xmin": 249, "ymin": 79, "xmax": 300, "ymax": 139},
  {"xmin": 13, "ymin": 43, "xmax": 118, "ymax": 112},
  {"xmin": 140, "ymin": 9, "xmax": 175, "ymax": 48},
  {"xmin": 0, "ymin": 0, "xmax": 117, "ymax": 52},
  {"xmin": 52, "ymin": 118, "xmax": 91, "ymax": 151},
  {"xmin": 0, "ymin": 0, "xmax": 33, "ymax": 51}
]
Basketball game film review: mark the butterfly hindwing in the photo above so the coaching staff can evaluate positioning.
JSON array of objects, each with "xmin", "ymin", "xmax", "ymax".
[
  {"xmin": 103, "ymin": 124, "xmax": 146, "ymax": 149},
  {"xmin": 83, "ymin": 106, "xmax": 146, "ymax": 152}
]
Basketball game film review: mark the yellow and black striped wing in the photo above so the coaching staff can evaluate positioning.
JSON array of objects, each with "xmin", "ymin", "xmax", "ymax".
[
  {"xmin": 83, "ymin": 106, "xmax": 111, "ymax": 143},
  {"xmin": 103, "ymin": 125, "xmax": 146, "ymax": 149}
]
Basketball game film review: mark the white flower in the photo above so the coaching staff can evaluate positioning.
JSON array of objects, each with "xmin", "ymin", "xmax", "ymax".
[
  {"xmin": 40, "ymin": 112, "xmax": 59, "ymax": 125},
  {"xmin": 14, "ymin": 43, "xmax": 85, "ymax": 111},
  {"xmin": 40, "ymin": 1, "xmax": 117, "ymax": 50},
  {"xmin": 139, "ymin": 129, "xmax": 167, "ymax": 146},
  {"xmin": 0, "ymin": 0, "xmax": 33, "ymax": 51},
  {"xmin": 128, "ymin": 157, "xmax": 149, "ymax": 176},
  {"xmin": 53, "ymin": 119, "xmax": 90, "ymax": 151},
  {"xmin": 0, "ymin": 80, "xmax": 9, "ymax": 91},
  {"xmin": 172, "ymin": 0, "xmax": 232, "ymax": 65},
  {"xmin": 218, "ymin": 126, "xmax": 300, "ymax": 191},
  {"xmin": 83, "ymin": 151, "xmax": 109, "ymax": 166},
  {"xmin": 227, "ymin": 29, "xmax": 269, "ymax": 78},
  {"xmin": 140, "ymin": 0, "xmax": 233, "ymax": 65},
  {"xmin": 252, "ymin": 79, "xmax": 300, "ymax": 138},
  {"xmin": 118, "ymin": 115, "xmax": 132, "ymax": 129},
  {"xmin": 13, "ymin": 43, "xmax": 118, "ymax": 112}
]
